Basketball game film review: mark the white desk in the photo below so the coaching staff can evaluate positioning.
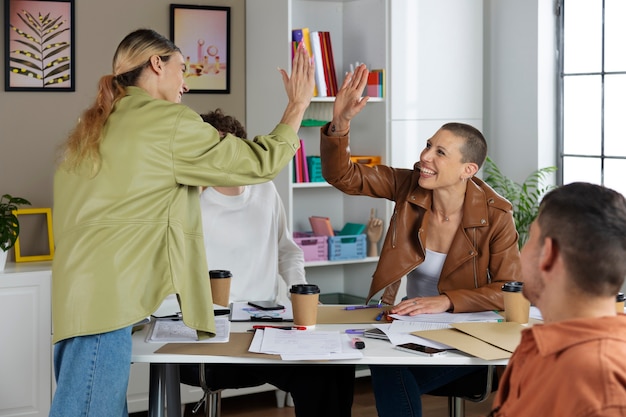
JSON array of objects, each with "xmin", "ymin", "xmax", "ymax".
[{"xmin": 131, "ymin": 321, "xmax": 507, "ymax": 417}]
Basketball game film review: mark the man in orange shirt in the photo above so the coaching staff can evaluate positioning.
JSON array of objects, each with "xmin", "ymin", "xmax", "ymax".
[{"xmin": 490, "ymin": 182, "xmax": 626, "ymax": 416}]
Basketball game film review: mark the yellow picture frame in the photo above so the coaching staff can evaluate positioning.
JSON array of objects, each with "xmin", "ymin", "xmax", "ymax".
[{"xmin": 13, "ymin": 208, "xmax": 54, "ymax": 262}]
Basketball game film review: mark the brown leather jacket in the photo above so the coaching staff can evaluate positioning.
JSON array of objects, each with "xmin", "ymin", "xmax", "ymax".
[{"xmin": 320, "ymin": 125, "xmax": 522, "ymax": 310}]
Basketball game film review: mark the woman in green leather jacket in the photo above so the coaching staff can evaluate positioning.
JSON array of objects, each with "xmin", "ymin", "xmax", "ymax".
[
  {"xmin": 50, "ymin": 29, "xmax": 314, "ymax": 417},
  {"xmin": 320, "ymin": 64, "xmax": 522, "ymax": 417}
]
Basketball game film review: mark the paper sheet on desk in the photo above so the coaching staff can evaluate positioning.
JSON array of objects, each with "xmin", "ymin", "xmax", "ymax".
[
  {"xmin": 249, "ymin": 328, "xmax": 363, "ymax": 360},
  {"xmin": 146, "ymin": 316, "xmax": 230, "ymax": 343}
]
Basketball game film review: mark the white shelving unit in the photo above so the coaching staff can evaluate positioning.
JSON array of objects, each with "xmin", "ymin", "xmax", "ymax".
[
  {"xmin": 246, "ymin": 0, "xmax": 390, "ymax": 302},
  {"xmin": 246, "ymin": 0, "xmax": 483, "ymax": 303}
]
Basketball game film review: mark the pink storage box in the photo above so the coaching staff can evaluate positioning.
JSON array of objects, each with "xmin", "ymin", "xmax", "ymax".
[{"xmin": 293, "ymin": 232, "xmax": 328, "ymax": 262}]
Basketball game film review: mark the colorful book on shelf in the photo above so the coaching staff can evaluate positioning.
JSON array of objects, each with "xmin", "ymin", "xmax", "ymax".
[
  {"xmin": 309, "ymin": 216, "xmax": 335, "ymax": 236},
  {"xmin": 292, "ymin": 28, "xmax": 318, "ymax": 96},
  {"xmin": 366, "ymin": 69, "xmax": 385, "ymax": 98},
  {"xmin": 300, "ymin": 139, "xmax": 310, "ymax": 182},
  {"xmin": 367, "ymin": 71, "xmax": 378, "ymax": 97},
  {"xmin": 293, "ymin": 146, "xmax": 303, "ymax": 183},
  {"xmin": 322, "ymin": 31, "xmax": 339, "ymax": 96},
  {"xmin": 373, "ymin": 68, "xmax": 385, "ymax": 97},
  {"xmin": 319, "ymin": 31, "xmax": 338, "ymax": 96},
  {"xmin": 317, "ymin": 31, "xmax": 332, "ymax": 97},
  {"xmin": 309, "ymin": 31, "xmax": 328, "ymax": 97},
  {"xmin": 291, "ymin": 28, "xmax": 303, "ymax": 58}
]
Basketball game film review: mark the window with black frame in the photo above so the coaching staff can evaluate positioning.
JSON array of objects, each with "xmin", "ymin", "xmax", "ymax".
[{"xmin": 558, "ymin": 0, "xmax": 626, "ymax": 197}]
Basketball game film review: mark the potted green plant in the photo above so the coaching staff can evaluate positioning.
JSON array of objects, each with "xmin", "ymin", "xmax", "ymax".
[
  {"xmin": 0, "ymin": 194, "xmax": 32, "ymax": 270},
  {"xmin": 482, "ymin": 156, "xmax": 557, "ymax": 249}
]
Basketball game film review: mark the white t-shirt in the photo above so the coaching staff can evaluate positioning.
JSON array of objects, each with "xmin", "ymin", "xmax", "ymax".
[{"xmin": 199, "ymin": 182, "xmax": 306, "ymax": 304}]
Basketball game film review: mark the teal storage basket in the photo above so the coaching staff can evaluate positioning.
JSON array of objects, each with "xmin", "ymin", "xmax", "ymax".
[{"xmin": 328, "ymin": 234, "xmax": 366, "ymax": 261}]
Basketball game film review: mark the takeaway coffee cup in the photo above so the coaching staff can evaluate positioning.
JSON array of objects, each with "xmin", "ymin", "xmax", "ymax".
[
  {"xmin": 616, "ymin": 293, "xmax": 625, "ymax": 314},
  {"xmin": 209, "ymin": 270, "xmax": 232, "ymax": 307},
  {"xmin": 289, "ymin": 284, "xmax": 321, "ymax": 328},
  {"xmin": 502, "ymin": 281, "xmax": 530, "ymax": 324}
]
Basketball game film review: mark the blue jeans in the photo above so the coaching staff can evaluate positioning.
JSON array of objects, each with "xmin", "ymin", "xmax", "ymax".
[
  {"xmin": 370, "ymin": 365, "xmax": 484, "ymax": 417},
  {"xmin": 50, "ymin": 326, "xmax": 132, "ymax": 417}
]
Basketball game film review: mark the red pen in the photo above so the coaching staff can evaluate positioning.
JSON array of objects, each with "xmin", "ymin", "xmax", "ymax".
[{"xmin": 252, "ymin": 325, "xmax": 307, "ymax": 330}]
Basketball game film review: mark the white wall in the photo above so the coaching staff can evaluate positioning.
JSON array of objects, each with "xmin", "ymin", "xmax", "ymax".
[{"xmin": 484, "ymin": 0, "xmax": 557, "ymax": 184}]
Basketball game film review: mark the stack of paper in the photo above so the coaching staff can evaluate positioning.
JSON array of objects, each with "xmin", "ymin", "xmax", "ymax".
[
  {"xmin": 248, "ymin": 328, "xmax": 363, "ymax": 360},
  {"xmin": 377, "ymin": 310, "xmax": 506, "ymax": 351},
  {"xmin": 146, "ymin": 316, "xmax": 230, "ymax": 343}
]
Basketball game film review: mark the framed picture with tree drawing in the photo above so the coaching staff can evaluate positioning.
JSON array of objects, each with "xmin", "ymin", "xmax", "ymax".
[
  {"xmin": 4, "ymin": 0, "xmax": 75, "ymax": 91},
  {"xmin": 170, "ymin": 4, "xmax": 230, "ymax": 94}
]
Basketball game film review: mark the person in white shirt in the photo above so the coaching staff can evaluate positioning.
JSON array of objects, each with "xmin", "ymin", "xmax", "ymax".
[
  {"xmin": 180, "ymin": 109, "xmax": 355, "ymax": 417},
  {"xmin": 200, "ymin": 181, "xmax": 305, "ymax": 304}
]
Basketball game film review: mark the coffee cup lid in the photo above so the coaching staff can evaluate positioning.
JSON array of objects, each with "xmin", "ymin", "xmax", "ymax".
[
  {"xmin": 209, "ymin": 270, "xmax": 232, "ymax": 278},
  {"xmin": 502, "ymin": 281, "xmax": 524, "ymax": 292},
  {"xmin": 617, "ymin": 293, "xmax": 625, "ymax": 302},
  {"xmin": 290, "ymin": 284, "xmax": 320, "ymax": 295}
]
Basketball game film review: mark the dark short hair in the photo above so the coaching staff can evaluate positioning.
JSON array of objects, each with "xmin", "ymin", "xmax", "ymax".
[
  {"xmin": 441, "ymin": 122, "xmax": 487, "ymax": 168},
  {"xmin": 537, "ymin": 182, "xmax": 626, "ymax": 296},
  {"xmin": 200, "ymin": 108, "xmax": 247, "ymax": 139}
]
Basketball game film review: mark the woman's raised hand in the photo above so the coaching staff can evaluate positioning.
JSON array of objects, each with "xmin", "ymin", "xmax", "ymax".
[
  {"xmin": 329, "ymin": 64, "xmax": 370, "ymax": 134},
  {"xmin": 278, "ymin": 42, "xmax": 316, "ymax": 132}
]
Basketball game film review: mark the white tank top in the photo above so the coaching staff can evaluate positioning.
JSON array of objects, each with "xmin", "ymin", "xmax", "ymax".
[{"xmin": 406, "ymin": 249, "xmax": 447, "ymax": 298}]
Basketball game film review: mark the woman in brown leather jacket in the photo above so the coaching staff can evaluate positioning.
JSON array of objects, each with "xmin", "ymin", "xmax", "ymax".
[{"xmin": 320, "ymin": 64, "xmax": 522, "ymax": 417}]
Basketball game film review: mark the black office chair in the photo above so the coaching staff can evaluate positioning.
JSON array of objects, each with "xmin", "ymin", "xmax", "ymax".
[
  {"xmin": 192, "ymin": 363, "xmax": 222, "ymax": 417},
  {"xmin": 426, "ymin": 365, "xmax": 498, "ymax": 417},
  {"xmin": 180, "ymin": 363, "xmax": 290, "ymax": 417}
]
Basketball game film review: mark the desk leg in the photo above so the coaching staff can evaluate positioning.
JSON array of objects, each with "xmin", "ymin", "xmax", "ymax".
[
  {"xmin": 165, "ymin": 364, "xmax": 182, "ymax": 417},
  {"xmin": 148, "ymin": 363, "xmax": 166, "ymax": 417}
]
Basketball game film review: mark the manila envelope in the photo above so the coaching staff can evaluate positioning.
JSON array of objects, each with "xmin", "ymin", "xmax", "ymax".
[
  {"xmin": 451, "ymin": 322, "xmax": 525, "ymax": 353},
  {"xmin": 412, "ymin": 328, "xmax": 511, "ymax": 361},
  {"xmin": 316, "ymin": 305, "xmax": 394, "ymax": 324}
]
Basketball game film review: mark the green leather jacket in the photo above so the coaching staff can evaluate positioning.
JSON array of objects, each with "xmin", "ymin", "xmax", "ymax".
[
  {"xmin": 52, "ymin": 87, "xmax": 298, "ymax": 343},
  {"xmin": 320, "ymin": 124, "xmax": 522, "ymax": 309}
]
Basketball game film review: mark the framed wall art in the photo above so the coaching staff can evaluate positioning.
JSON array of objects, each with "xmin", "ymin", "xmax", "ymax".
[
  {"xmin": 170, "ymin": 4, "xmax": 230, "ymax": 94},
  {"xmin": 4, "ymin": 0, "xmax": 75, "ymax": 92},
  {"xmin": 13, "ymin": 208, "xmax": 54, "ymax": 262}
]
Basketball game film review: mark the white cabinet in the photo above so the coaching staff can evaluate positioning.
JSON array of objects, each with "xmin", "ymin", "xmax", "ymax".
[
  {"xmin": 389, "ymin": 0, "xmax": 483, "ymax": 169},
  {"xmin": 0, "ymin": 262, "xmax": 52, "ymax": 417},
  {"xmin": 246, "ymin": 0, "xmax": 391, "ymax": 301}
]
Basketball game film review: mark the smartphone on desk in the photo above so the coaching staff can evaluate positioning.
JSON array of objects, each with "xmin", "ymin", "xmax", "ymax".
[
  {"xmin": 248, "ymin": 301, "xmax": 285, "ymax": 311},
  {"xmin": 395, "ymin": 342, "xmax": 449, "ymax": 357}
]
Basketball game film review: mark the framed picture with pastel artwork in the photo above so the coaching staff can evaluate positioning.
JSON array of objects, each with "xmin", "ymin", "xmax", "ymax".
[
  {"xmin": 4, "ymin": 0, "xmax": 75, "ymax": 91},
  {"xmin": 170, "ymin": 4, "xmax": 230, "ymax": 94}
]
